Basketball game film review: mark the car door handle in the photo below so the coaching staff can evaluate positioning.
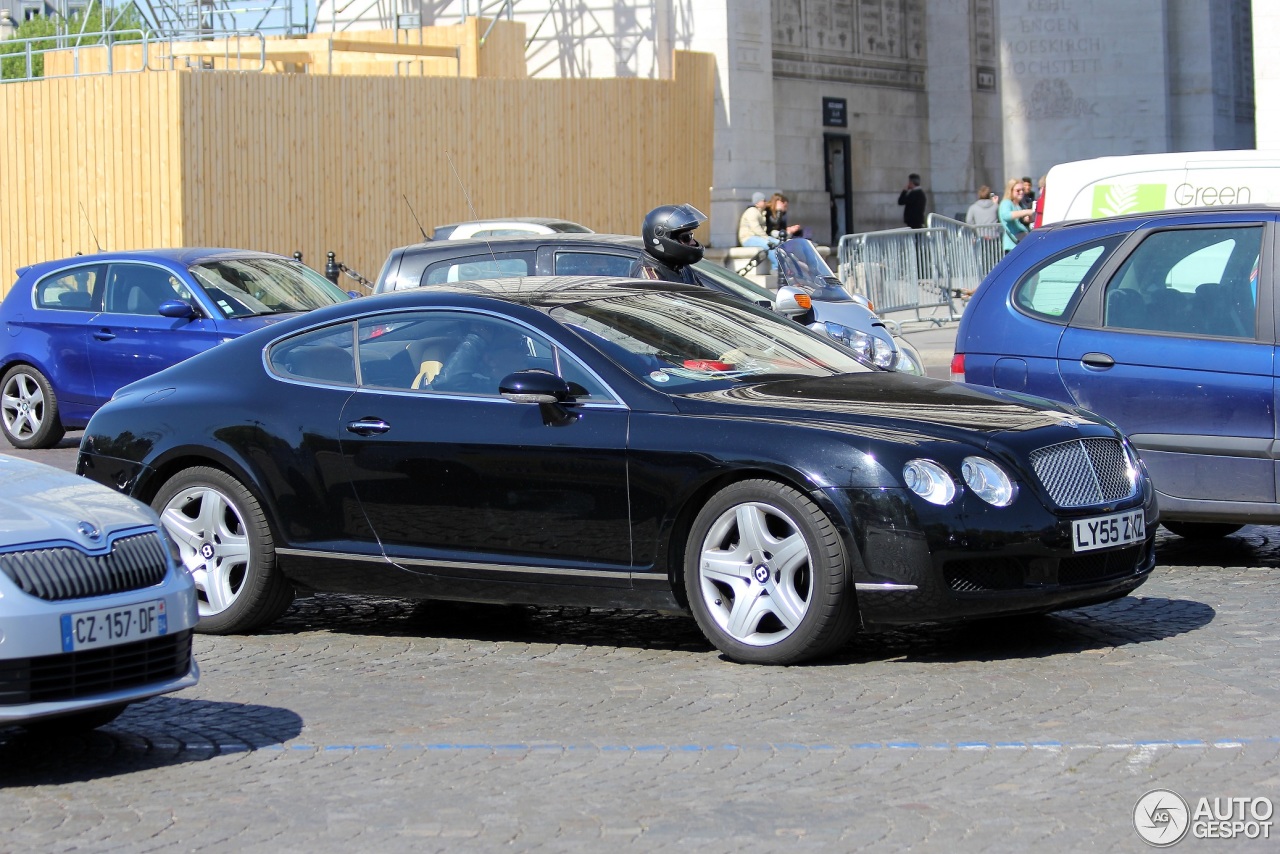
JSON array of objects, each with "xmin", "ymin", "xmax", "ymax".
[
  {"xmin": 1080, "ymin": 352, "xmax": 1115, "ymax": 369},
  {"xmin": 346, "ymin": 418, "xmax": 391, "ymax": 436},
  {"xmin": 92, "ymin": 330, "xmax": 116, "ymax": 341}
]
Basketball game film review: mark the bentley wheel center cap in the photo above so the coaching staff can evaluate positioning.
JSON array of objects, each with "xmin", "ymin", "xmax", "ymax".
[
  {"xmin": 753, "ymin": 565, "xmax": 771, "ymax": 584},
  {"xmin": 200, "ymin": 543, "xmax": 216, "ymax": 560}
]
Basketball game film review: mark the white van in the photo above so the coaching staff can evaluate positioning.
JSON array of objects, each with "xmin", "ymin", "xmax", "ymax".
[{"xmin": 1039, "ymin": 149, "xmax": 1280, "ymax": 225}]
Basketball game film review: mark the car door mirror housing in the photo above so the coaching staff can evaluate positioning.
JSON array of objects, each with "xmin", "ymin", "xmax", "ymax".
[
  {"xmin": 499, "ymin": 369, "xmax": 572, "ymax": 404},
  {"xmin": 158, "ymin": 299, "xmax": 200, "ymax": 319}
]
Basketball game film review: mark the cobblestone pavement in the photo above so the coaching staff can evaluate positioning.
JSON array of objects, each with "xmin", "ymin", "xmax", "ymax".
[{"xmin": 2, "ymin": 524, "xmax": 1278, "ymax": 852}]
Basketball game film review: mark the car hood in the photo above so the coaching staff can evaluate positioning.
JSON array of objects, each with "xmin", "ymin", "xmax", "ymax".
[
  {"xmin": 671, "ymin": 373, "xmax": 1102, "ymax": 443},
  {"xmin": 221, "ymin": 311, "xmax": 304, "ymax": 333},
  {"xmin": 0, "ymin": 456, "xmax": 155, "ymax": 548}
]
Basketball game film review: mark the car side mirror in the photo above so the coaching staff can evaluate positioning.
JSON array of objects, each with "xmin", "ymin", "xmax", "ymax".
[
  {"xmin": 500, "ymin": 369, "xmax": 572, "ymax": 404},
  {"xmin": 158, "ymin": 299, "xmax": 200, "ymax": 319},
  {"xmin": 773, "ymin": 286, "xmax": 812, "ymax": 318},
  {"xmin": 500, "ymin": 370, "xmax": 578, "ymax": 426}
]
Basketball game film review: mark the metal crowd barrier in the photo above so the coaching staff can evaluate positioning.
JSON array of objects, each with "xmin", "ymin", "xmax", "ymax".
[
  {"xmin": 836, "ymin": 215, "xmax": 1004, "ymax": 326},
  {"xmin": 926, "ymin": 212, "xmax": 1004, "ymax": 293}
]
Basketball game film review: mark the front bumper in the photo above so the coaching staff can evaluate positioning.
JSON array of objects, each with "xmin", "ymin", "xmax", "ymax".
[
  {"xmin": 0, "ymin": 562, "xmax": 200, "ymax": 725},
  {"xmin": 825, "ymin": 485, "xmax": 1159, "ymax": 627}
]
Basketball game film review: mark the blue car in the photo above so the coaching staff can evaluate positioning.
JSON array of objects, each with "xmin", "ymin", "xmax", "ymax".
[
  {"xmin": 952, "ymin": 205, "xmax": 1275, "ymax": 539},
  {"xmin": 0, "ymin": 249, "xmax": 350, "ymax": 449}
]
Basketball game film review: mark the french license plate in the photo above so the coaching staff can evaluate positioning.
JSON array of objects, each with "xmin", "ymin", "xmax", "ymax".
[
  {"xmin": 1072, "ymin": 510, "xmax": 1146, "ymax": 553},
  {"xmin": 60, "ymin": 599, "xmax": 167, "ymax": 652}
]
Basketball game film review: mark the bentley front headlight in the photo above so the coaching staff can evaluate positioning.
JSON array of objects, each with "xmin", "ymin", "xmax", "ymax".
[
  {"xmin": 961, "ymin": 456, "xmax": 1016, "ymax": 507},
  {"xmin": 903, "ymin": 459, "xmax": 956, "ymax": 505}
]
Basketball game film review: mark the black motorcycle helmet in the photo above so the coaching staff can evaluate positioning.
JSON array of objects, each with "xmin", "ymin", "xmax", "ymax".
[{"xmin": 642, "ymin": 204, "xmax": 707, "ymax": 267}]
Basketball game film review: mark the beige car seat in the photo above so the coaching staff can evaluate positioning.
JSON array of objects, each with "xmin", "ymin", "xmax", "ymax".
[{"xmin": 408, "ymin": 337, "xmax": 454, "ymax": 388}]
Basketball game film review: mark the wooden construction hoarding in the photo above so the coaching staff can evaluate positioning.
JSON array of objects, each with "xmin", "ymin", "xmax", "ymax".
[{"xmin": 0, "ymin": 48, "xmax": 713, "ymax": 292}]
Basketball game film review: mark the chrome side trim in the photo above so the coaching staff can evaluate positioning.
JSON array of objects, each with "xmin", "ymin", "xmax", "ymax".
[
  {"xmin": 854, "ymin": 582, "xmax": 919, "ymax": 591},
  {"xmin": 277, "ymin": 548, "xmax": 388, "ymax": 563},
  {"xmin": 276, "ymin": 547, "xmax": 625, "ymax": 580}
]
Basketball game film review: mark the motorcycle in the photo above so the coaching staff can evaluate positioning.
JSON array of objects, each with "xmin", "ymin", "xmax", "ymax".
[{"xmin": 771, "ymin": 239, "xmax": 925, "ymax": 375}]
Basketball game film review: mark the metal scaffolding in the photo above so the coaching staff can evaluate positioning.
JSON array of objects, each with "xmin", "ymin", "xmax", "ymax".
[{"xmin": 138, "ymin": 0, "xmax": 307, "ymax": 37}]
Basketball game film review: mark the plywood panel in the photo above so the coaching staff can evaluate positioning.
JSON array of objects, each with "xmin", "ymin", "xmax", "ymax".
[{"xmin": 0, "ymin": 49, "xmax": 715, "ymax": 295}]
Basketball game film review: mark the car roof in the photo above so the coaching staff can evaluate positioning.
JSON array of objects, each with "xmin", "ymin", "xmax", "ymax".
[
  {"xmin": 1045, "ymin": 203, "xmax": 1280, "ymax": 233},
  {"xmin": 361, "ymin": 274, "xmax": 706, "ymax": 311},
  {"xmin": 399, "ymin": 233, "xmax": 642, "ymax": 254},
  {"xmin": 16, "ymin": 248, "xmax": 291, "ymax": 278},
  {"xmin": 434, "ymin": 217, "xmax": 588, "ymax": 229}
]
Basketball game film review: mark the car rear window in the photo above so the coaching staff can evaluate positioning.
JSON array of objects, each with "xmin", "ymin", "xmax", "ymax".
[
  {"xmin": 421, "ymin": 253, "xmax": 534, "ymax": 285},
  {"xmin": 1012, "ymin": 235, "xmax": 1124, "ymax": 320}
]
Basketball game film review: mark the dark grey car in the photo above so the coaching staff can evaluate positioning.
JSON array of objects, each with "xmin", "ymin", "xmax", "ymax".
[{"xmin": 373, "ymin": 234, "xmax": 922, "ymax": 373}]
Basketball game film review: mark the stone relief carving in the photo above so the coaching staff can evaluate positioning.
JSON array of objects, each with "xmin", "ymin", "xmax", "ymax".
[
  {"xmin": 1007, "ymin": 78, "xmax": 1098, "ymax": 119},
  {"xmin": 772, "ymin": 0, "xmax": 926, "ymax": 88}
]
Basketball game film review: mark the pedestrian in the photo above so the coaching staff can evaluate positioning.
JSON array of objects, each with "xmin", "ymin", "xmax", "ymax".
[
  {"xmin": 964, "ymin": 185, "xmax": 999, "ymax": 226},
  {"xmin": 1020, "ymin": 176, "xmax": 1036, "ymax": 210},
  {"xmin": 766, "ymin": 193, "xmax": 805, "ymax": 241},
  {"xmin": 738, "ymin": 191, "xmax": 780, "ymax": 267},
  {"xmin": 898, "ymin": 173, "xmax": 927, "ymax": 229},
  {"xmin": 999, "ymin": 177, "xmax": 1035, "ymax": 253}
]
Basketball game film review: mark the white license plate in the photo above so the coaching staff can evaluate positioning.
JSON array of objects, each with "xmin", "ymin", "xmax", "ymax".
[
  {"xmin": 61, "ymin": 599, "xmax": 167, "ymax": 652},
  {"xmin": 1072, "ymin": 510, "xmax": 1146, "ymax": 553}
]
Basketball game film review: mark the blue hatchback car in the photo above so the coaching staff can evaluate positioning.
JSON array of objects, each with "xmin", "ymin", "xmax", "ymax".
[
  {"xmin": 0, "ymin": 249, "xmax": 350, "ymax": 448},
  {"xmin": 953, "ymin": 205, "xmax": 1276, "ymax": 539}
]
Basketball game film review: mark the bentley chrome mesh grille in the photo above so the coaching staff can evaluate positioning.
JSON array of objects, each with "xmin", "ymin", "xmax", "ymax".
[
  {"xmin": 1028, "ymin": 438, "xmax": 1136, "ymax": 508},
  {"xmin": 0, "ymin": 532, "xmax": 168, "ymax": 601}
]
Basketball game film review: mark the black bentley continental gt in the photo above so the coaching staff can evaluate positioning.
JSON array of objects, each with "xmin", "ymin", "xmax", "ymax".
[{"xmin": 76, "ymin": 277, "xmax": 1158, "ymax": 664}]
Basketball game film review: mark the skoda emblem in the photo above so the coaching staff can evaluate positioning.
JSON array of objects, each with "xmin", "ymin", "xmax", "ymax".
[
  {"xmin": 753, "ymin": 565, "xmax": 771, "ymax": 584},
  {"xmin": 76, "ymin": 521, "xmax": 101, "ymax": 542},
  {"xmin": 200, "ymin": 543, "xmax": 216, "ymax": 560}
]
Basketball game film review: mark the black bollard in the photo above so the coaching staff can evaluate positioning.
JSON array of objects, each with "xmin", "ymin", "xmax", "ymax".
[{"xmin": 325, "ymin": 251, "xmax": 339, "ymax": 284}]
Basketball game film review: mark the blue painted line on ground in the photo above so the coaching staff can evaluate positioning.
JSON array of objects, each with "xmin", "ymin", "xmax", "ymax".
[{"xmin": 243, "ymin": 736, "xmax": 1280, "ymax": 755}]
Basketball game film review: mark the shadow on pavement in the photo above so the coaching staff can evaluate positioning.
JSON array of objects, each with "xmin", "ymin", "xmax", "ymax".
[
  {"xmin": 0, "ymin": 698, "xmax": 303, "ymax": 786},
  {"xmin": 829, "ymin": 596, "xmax": 1214, "ymax": 665},
  {"xmin": 260, "ymin": 591, "xmax": 1213, "ymax": 666}
]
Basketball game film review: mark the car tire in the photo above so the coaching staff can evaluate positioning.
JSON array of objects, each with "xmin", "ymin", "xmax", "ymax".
[
  {"xmin": 0, "ymin": 365, "xmax": 65, "ymax": 449},
  {"xmin": 23, "ymin": 703, "xmax": 128, "ymax": 733},
  {"xmin": 1162, "ymin": 521, "xmax": 1244, "ymax": 540},
  {"xmin": 684, "ymin": 479, "xmax": 858, "ymax": 665},
  {"xmin": 152, "ymin": 466, "xmax": 293, "ymax": 634}
]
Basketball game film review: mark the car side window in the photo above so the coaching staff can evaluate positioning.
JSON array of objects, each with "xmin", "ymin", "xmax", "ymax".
[
  {"xmin": 1102, "ymin": 226, "xmax": 1262, "ymax": 338},
  {"xmin": 421, "ymin": 252, "xmax": 534, "ymax": 285},
  {"xmin": 102, "ymin": 264, "xmax": 189, "ymax": 315},
  {"xmin": 1012, "ymin": 235, "xmax": 1123, "ymax": 321},
  {"xmin": 553, "ymin": 252, "xmax": 636, "ymax": 277},
  {"xmin": 268, "ymin": 323, "xmax": 357, "ymax": 385},
  {"xmin": 353, "ymin": 310, "xmax": 614, "ymax": 401},
  {"xmin": 34, "ymin": 264, "xmax": 104, "ymax": 311}
]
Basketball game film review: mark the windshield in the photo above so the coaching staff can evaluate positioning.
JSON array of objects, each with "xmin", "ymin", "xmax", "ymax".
[
  {"xmin": 691, "ymin": 260, "xmax": 776, "ymax": 305},
  {"xmin": 190, "ymin": 258, "xmax": 349, "ymax": 318},
  {"xmin": 775, "ymin": 239, "xmax": 855, "ymax": 302},
  {"xmin": 551, "ymin": 291, "xmax": 872, "ymax": 390}
]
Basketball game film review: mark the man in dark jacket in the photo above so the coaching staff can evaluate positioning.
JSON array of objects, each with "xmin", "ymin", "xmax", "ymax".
[{"xmin": 898, "ymin": 173, "xmax": 927, "ymax": 229}]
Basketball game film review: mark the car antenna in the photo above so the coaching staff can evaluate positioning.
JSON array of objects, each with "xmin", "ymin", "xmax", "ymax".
[
  {"xmin": 78, "ymin": 202, "xmax": 103, "ymax": 253},
  {"xmin": 403, "ymin": 194, "xmax": 430, "ymax": 242},
  {"xmin": 445, "ymin": 150, "xmax": 500, "ymax": 266}
]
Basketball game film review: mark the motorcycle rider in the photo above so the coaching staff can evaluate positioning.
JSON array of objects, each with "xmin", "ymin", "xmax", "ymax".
[{"xmin": 635, "ymin": 204, "xmax": 707, "ymax": 284}]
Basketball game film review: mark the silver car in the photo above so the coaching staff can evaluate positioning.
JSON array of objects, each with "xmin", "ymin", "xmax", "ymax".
[{"xmin": 0, "ymin": 456, "xmax": 199, "ymax": 731}]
